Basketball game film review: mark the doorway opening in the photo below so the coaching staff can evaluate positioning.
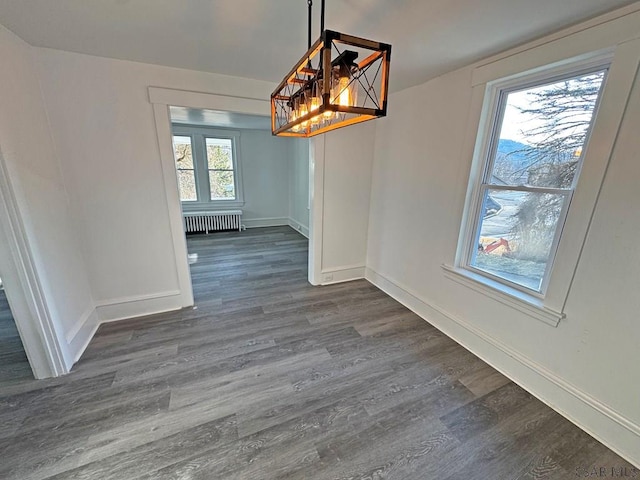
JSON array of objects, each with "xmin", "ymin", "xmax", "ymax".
[
  {"xmin": 166, "ymin": 106, "xmax": 311, "ymax": 303},
  {"xmin": 0, "ymin": 276, "xmax": 32, "ymax": 382}
]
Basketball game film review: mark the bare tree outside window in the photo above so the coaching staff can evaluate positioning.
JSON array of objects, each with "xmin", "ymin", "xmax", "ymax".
[
  {"xmin": 206, "ymin": 138, "xmax": 236, "ymax": 200},
  {"xmin": 173, "ymin": 135, "xmax": 197, "ymax": 201},
  {"xmin": 508, "ymin": 72, "xmax": 605, "ymax": 260},
  {"xmin": 470, "ymin": 69, "xmax": 607, "ymax": 292}
]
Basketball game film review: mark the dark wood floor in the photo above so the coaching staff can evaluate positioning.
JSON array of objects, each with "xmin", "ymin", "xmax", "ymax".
[
  {"xmin": 0, "ymin": 287, "xmax": 32, "ymax": 383},
  {"xmin": 0, "ymin": 226, "xmax": 633, "ymax": 479}
]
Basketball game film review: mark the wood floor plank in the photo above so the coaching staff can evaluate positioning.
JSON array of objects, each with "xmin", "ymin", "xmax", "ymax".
[
  {"xmin": 0, "ymin": 289, "xmax": 31, "ymax": 383},
  {"xmin": 0, "ymin": 226, "xmax": 634, "ymax": 479},
  {"xmin": 45, "ymin": 414, "xmax": 237, "ymax": 480},
  {"xmin": 0, "ymin": 391, "xmax": 171, "ymax": 480}
]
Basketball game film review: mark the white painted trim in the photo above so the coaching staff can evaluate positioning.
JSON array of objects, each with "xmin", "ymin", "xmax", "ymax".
[
  {"xmin": 148, "ymin": 87, "xmax": 270, "ymax": 116},
  {"xmin": 459, "ymin": 56, "xmax": 615, "ymax": 304},
  {"xmin": 66, "ymin": 307, "xmax": 100, "ymax": 364},
  {"xmin": 65, "ymin": 304, "xmax": 96, "ymax": 344},
  {"xmin": 454, "ymin": 34, "xmax": 640, "ymax": 319},
  {"xmin": 288, "ymin": 217, "xmax": 309, "ymax": 238},
  {"xmin": 365, "ymin": 267, "xmax": 640, "ymax": 467},
  {"xmin": 65, "ymin": 291, "xmax": 187, "ymax": 365},
  {"xmin": 320, "ymin": 265, "xmax": 365, "ymax": 285},
  {"xmin": 95, "ymin": 290, "xmax": 181, "ymax": 307},
  {"xmin": 152, "ymin": 103, "xmax": 194, "ymax": 308},
  {"xmin": 308, "ymin": 136, "xmax": 325, "ymax": 285},
  {"xmin": 441, "ymin": 264, "xmax": 562, "ymax": 327},
  {"xmin": 243, "ymin": 217, "xmax": 289, "ymax": 228},
  {"xmin": 0, "ymin": 147, "xmax": 67, "ymax": 378},
  {"xmin": 183, "ymin": 201, "xmax": 245, "ymax": 211},
  {"xmin": 546, "ymin": 39, "xmax": 640, "ymax": 312},
  {"xmin": 96, "ymin": 290, "xmax": 182, "ymax": 323}
]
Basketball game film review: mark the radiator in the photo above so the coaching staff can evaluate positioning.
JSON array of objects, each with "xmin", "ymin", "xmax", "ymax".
[{"xmin": 183, "ymin": 210, "xmax": 243, "ymax": 234}]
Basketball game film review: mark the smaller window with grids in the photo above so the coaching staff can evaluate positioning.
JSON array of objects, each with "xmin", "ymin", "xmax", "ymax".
[
  {"xmin": 172, "ymin": 135, "xmax": 197, "ymax": 202},
  {"xmin": 205, "ymin": 138, "xmax": 236, "ymax": 200},
  {"xmin": 171, "ymin": 126, "xmax": 243, "ymax": 208}
]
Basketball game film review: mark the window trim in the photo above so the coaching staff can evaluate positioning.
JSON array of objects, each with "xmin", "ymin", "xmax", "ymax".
[
  {"xmin": 461, "ymin": 64, "xmax": 609, "ymax": 298},
  {"xmin": 443, "ymin": 46, "xmax": 640, "ymax": 326},
  {"xmin": 442, "ymin": 264, "xmax": 564, "ymax": 326},
  {"xmin": 172, "ymin": 125, "xmax": 244, "ymax": 210}
]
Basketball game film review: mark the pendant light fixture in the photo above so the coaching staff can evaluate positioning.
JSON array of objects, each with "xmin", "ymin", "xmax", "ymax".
[{"xmin": 271, "ymin": 0, "xmax": 391, "ymax": 137}]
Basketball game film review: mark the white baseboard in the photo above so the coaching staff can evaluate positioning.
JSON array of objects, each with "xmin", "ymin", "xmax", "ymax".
[
  {"xmin": 63, "ymin": 291, "xmax": 184, "ymax": 368},
  {"xmin": 365, "ymin": 267, "xmax": 640, "ymax": 468},
  {"xmin": 320, "ymin": 265, "xmax": 366, "ymax": 285},
  {"xmin": 95, "ymin": 290, "xmax": 182, "ymax": 323},
  {"xmin": 287, "ymin": 218, "xmax": 309, "ymax": 238},
  {"xmin": 65, "ymin": 305, "xmax": 100, "ymax": 366},
  {"xmin": 243, "ymin": 217, "xmax": 289, "ymax": 229}
]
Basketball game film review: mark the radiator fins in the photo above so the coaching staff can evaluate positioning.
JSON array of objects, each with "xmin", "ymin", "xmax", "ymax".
[{"xmin": 183, "ymin": 211, "xmax": 242, "ymax": 234}]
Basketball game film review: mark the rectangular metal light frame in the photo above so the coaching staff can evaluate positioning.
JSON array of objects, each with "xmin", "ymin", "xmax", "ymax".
[{"xmin": 271, "ymin": 30, "xmax": 391, "ymax": 137}]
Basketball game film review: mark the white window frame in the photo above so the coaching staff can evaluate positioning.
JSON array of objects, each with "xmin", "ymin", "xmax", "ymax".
[
  {"xmin": 443, "ymin": 45, "xmax": 640, "ymax": 327},
  {"xmin": 172, "ymin": 125, "xmax": 244, "ymax": 210},
  {"xmin": 463, "ymin": 63, "xmax": 609, "ymax": 298}
]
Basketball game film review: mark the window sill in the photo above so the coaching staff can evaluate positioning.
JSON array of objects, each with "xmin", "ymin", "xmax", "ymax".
[
  {"xmin": 182, "ymin": 201, "xmax": 245, "ymax": 211},
  {"xmin": 441, "ymin": 264, "xmax": 564, "ymax": 327}
]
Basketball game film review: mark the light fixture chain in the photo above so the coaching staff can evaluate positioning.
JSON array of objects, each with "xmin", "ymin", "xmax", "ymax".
[{"xmin": 307, "ymin": 0, "xmax": 312, "ymax": 51}]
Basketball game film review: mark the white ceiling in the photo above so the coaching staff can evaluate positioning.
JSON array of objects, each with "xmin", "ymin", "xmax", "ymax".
[{"xmin": 0, "ymin": 0, "xmax": 637, "ymax": 92}]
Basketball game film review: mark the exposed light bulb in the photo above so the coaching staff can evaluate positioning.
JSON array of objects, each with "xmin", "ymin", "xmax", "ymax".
[
  {"xmin": 330, "ymin": 72, "xmax": 357, "ymax": 119},
  {"xmin": 299, "ymin": 103, "xmax": 309, "ymax": 127},
  {"xmin": 289, "ymin": 99, "xmax": 301, "ymax": 131},
  {"xmin": 310, "ymin": 96, "xmax": 321, "ymax": 125},
  {"xmin": 291, "ymin": 113, "xmax": 301, "ymax": 132},
  {"xmin": 338, "ymin": 76, "xmax": 351, "ymax": 107}
]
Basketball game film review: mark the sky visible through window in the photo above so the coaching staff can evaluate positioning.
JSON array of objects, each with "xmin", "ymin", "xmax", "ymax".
[
  {"xmin": 500, "ymin": 77, "xmax": 600, "ymax": 146},
  {"xmin": 470, "ymin": 70, "xmax": 606, "ymax": 292}
]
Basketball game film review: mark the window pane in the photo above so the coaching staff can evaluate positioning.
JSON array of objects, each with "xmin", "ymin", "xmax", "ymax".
[
  {"xmin": 173, "ymin": 136, "xmax": 194, "ymax": 169},
  {"xmin": 209, "ymin": 170, "xmax": 236, "ymax": 200},
  {"xmin": 206, "ymin": 138, "xmax": 233, "ymax": 170},
  {"xmin": 177, "ymin": 170, "xmax": 197, "ymax": 201},
  {"xmin": 491, "ymin": 70, "xmax": 606, "ymax": 188},
  {"xmin": 471, "ymin": 189, "xmax": 566, "ymax": 292}
]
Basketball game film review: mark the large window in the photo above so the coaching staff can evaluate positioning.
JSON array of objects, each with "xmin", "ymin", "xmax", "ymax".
[
  {"xmin": 171, "ymin": 126, "xmax": 243, "ymax": 208},
  {"xmin": 460, "ymin": 64, "xmax": 608, "ymax": 297}
]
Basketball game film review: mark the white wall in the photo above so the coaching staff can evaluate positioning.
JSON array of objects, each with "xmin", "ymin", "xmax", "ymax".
[
  {"xmin": 310, "ymin": 122, "xmax": 376, "ymax": 284},
  {"xmin": 323, "ymin": 123, "xmax": 375, "ymax": 272},
  {"xmin": 366, "ymin": 9, "xmax": 640, "ymax": 466},
  {"xmin": 34, "ymin": 47, "xmax": 277, "ymax": 311},
  {"xmin": 237, "ymin": 129, "xmax": 291, "ymax": 228},
  {"xmin": 0, "ymin": 25, "xmax": 94, "ymax": 371},
  {"xmin": 288, "ymin": 138, "xmax": 310, "ymax": 237}
]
